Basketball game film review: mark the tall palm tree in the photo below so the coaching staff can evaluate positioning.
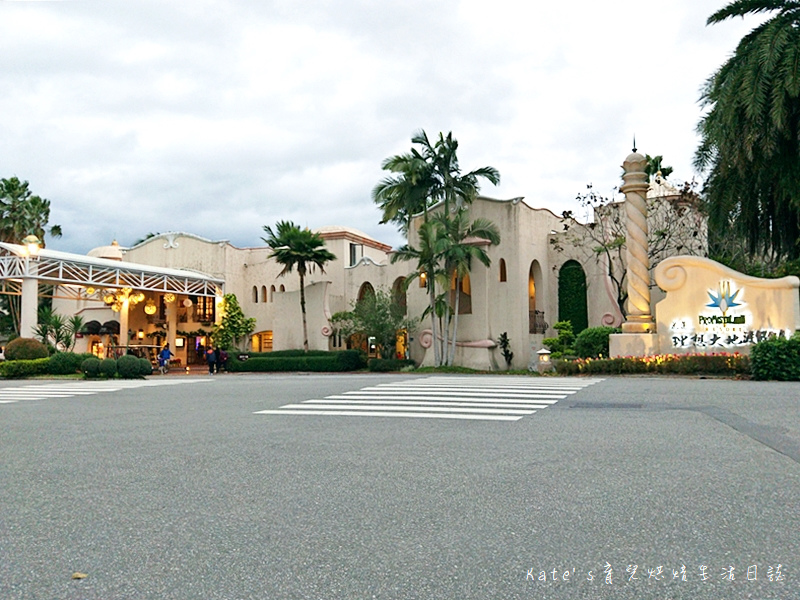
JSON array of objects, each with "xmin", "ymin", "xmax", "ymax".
[
  {"xmin": 392, "ymin": 219, "xmax": 447, "ymax": 366},
  {"xmin": 435, "ymin": 209, "xmax": 501, "ymax": 365},
  {"xmin": 262, "ymin": 221, "xmax": 336, "ymax": 352},
  {"xmin": 0, "ymin": 176, "xmax": 62, "ymax": 246},
  {"xmin": 372, "ymin": 150, "xmax": 435, "ymax": 234},
  {"xmin": 410, "ymin": 130, "xmax": 501, "ymax": 219},
  {"xmin": 695, "ymin": 0, "xmax": 800, "ymax": 260}
]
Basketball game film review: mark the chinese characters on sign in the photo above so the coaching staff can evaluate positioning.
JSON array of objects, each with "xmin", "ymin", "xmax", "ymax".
[{"xmin": 668, "ymin": 279, "xmax": 794, "ymax": 349}]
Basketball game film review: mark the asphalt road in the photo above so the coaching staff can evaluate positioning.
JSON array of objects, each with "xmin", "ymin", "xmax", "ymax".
[{"xmin": 1, "ymin": 373, "xmax": 798, "ymax": 600}]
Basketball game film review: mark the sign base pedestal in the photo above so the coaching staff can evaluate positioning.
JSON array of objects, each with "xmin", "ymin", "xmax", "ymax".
[{"xmin": 609, "ymin": 333, "xmax": 659, "ymax": 358}]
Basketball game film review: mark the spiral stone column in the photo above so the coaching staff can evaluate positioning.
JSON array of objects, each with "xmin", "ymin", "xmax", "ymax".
[
  {"xmin": 609, "ymin": 148, "xmax": 659, "ymax": 357},
  {"xmin": 620, "ymin": 149, "xmax": 654, "ymax": 333}
]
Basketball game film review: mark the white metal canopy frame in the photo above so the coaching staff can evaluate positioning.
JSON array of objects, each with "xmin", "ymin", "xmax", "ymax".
[
  {"xmin": 0, "ymin": 242, "xmax": 223, "ymax": 296},
  {"xmin": 0, "ymin": 241, "xmax": 224, "ymax": 339}
]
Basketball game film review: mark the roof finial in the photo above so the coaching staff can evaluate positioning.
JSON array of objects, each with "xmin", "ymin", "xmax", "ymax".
[{"xmin": 632, "ymin": 135, "xmax": 637, "ymax": 153}]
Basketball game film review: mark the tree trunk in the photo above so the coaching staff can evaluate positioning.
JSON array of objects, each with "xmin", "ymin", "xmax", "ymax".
[
  {"xmin": 449, "ymin": 276, "xmax": 461, "ymax": 366},
  {"xmin": 299, "ymin": 272, "xmax": 309, "ymax": 352},
  {"xmin": 427, "ymin": 267, "xmax": 440, "ymax": 367}
]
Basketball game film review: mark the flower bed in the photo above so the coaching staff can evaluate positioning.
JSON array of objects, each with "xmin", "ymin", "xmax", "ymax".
[{"xmin": 555, "ymin": 352, "xmax": 750, "ymax": 376}]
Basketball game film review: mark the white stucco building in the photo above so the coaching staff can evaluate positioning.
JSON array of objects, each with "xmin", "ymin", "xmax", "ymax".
[{"xmin": 36, "ymin": 172, "xmax": 704, "ymax": 370}]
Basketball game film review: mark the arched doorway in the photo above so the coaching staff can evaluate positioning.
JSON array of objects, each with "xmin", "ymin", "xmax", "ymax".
[
  {"xmin": 558, "ymin": 260, "xmax": 588, "ymax": 333},
  {"xmin": 528, "ymin": 261, "xmax": 546, "ymax": 333}
]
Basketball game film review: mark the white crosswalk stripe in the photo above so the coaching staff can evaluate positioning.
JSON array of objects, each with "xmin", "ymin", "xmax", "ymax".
[
  {"xmin": 255, "ymin": 376, "xmax": 603, "ymax": 421},
  {"xmin": 0, "ymin": 378, "xmax": 212, "ymax": 404}
]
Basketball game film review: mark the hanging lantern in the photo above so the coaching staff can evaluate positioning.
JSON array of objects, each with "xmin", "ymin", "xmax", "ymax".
[
  {"xmin": 144, "ymin": 299, "xmax": 157, "ymax": 315},
  {"xmin": 164, "ymin": 293, "xmax": 176, "ymax": 303}
]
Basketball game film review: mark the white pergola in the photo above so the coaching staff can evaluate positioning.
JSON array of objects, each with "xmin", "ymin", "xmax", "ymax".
[{"xmin": 0, "ymin": 242, "xmax": 224, "ymax": 345}]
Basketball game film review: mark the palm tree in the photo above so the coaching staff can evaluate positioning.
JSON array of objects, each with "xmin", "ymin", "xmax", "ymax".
[
  {"xmin": 435, "ymin": 209, "xmax": 501, "ymax": 365},
  {"xmin": 695, "ymin": 0, "xmax": 800, "ymax": 260},
  {"xmin": 0, "ymin": 176, "xmax": 62, "ymax": 246},
  {"xmin": 392, "ymin": 219, "xmax": 447, "ymax": 366},
  {"xmin": 411, "ymin": 130, "xmax": 500, "ymax": 218},
  {"xmin": 372, "ymin": 150, "xmax": 435, "ymax": 234},
  {"xmin": 262, "ymin": 221, "xmax": 336, "ymax": 352}
]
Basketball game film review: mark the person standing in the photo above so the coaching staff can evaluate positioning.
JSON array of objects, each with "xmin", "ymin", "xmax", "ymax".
[
  {"xmin": 205, "ymin": 346, "xmax": 217, "ymax": 375},
  {"xmin": 158, "ymin": 344, "xmax": 174, "ymax": 375}
]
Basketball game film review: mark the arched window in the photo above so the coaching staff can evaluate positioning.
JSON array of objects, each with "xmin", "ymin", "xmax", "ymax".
[
  {"xmin": 392, "ymin": 277, "xmax": 407, "ymax": 315},
  {"xmin": 499, "ymin": 258, "xmax": 507, "ymax": 282},
  {"xmin": 252, "ymin": 286, "xmax": 258, "ymax": 303},
  {"xmin": 279, "ymin": 284, "xmax": 285, "ymax": 293},
  {"xmin": 261, "ymin": 286, "xmax": 267, "ymax": 303},
  {"xmin": 558, "ymin": 260, "xmax": 588, "ymax": 333},
  {"xmin": 270, "ymin": 285, "xmax": 276, "ymax": 302},
  {"xmin": 358, "ymin": 282, "xmax": 375, "ymax": 302}
]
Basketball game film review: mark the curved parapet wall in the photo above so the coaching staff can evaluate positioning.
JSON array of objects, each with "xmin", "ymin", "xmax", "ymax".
[{"xmin": 654, "ymin": 256, "xmax": 800, "ymax": 355}]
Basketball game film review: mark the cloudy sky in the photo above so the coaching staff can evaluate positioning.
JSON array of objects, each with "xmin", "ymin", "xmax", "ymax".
[{"xmin": 1, "ymin": 0, "xmax": 756, "ymax": 254}]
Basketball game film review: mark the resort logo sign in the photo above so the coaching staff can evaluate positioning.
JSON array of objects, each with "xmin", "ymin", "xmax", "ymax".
[{"xmin": 698, "ymin": 280, "xmax": 746, "ymax": 326}]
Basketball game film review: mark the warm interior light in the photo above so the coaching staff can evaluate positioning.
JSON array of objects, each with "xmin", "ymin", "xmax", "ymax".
[
  {"xmin": 22, "ymin": 234, "xmax": 41, "ymax": 256},
  {"xmin": 137, "ymin": 329, "xmax": 144, "ymax": 339}
]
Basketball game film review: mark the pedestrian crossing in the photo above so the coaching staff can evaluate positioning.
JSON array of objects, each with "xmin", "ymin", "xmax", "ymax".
[
  {"xmin": 0, "ymin": 378, "xmax": 213, "ymax": 404},
  {"xmin": 254, "ymin": 376, "xmax": 604, "ymax": 421}
]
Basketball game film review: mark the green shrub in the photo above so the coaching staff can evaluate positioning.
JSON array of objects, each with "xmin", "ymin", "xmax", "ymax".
[
  {"xmin": 117, "ymin": 354, "xmax": 141, "ymax": 379},
  {"xmin": 47, "ymin": 352, "xmax": 92, "ymax": 375},
  {"xmin": 81, "ymin": 357, "xmax": 101, "ymax": 378},
  {"xmin": 751, "ymin": 337, "xmax": 800, "ymax": 380},
  {"xmin": 99, "ymin": 358, "xmax": 118, "ymax": 378},
  {"xmin": 0, "ymin": 358, "xmax": 50, "ymax": 378},
  {"xmin": 230, "ymin": 350, "xmax": 366, "ymax": 373},
  {"xmin": 337, "ymin": 350, "xmax": 367, "ymax": 371},
  {"xmin": 543, "ymin": 321, "xmax": 576, "ymax": 359},
  {"xmin": 368, "ymin": 358, "xmax": 415, "ymax": 372},
  {"xmin": 5, "ymin": 337, "xmax": 49, "ymax": 361},
  {"xmin": 137, "ymin": 357, "xmax": 153, "ymax": 376},
  {"xmin": 574, "ymin": 326, "xmax": 621, "ymax": 359}
]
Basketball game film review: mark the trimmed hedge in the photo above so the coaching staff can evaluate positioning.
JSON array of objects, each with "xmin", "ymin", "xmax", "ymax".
[
  {"xmin": 100, "ymin": 358, "xmax": 118, "ymax": 378},
  {"xmin": 240, "ymin": 349, "xmax": 332, "ymax": 359},
  {"xmin": 82, "ymin": 357, "xmax": 101, "ymax": 377},
  {"xmin": 5, "ymin": 337, "xmax": 49, "ymax": 361},
  {"xmin": 574, "ymin": 326, "xmax": 620, "ymax": 359},
  {"xmin": 229, "ymin": 350, "xmax": 366, "ymax": 373},
  {"xmin": 0, "ymin": 358, "xmax": 50, "ymax": 378},
  {"xmin": 47, "ymin": 352, "xmax": 94, "ymax": 375},
  {"xmin": 368, "ymin": 358, "xmax": 416, "ymax": 372},
  {"xmin": 117, "ymin": 354, "xmax": 141, "ymax": 379},
  {"xmin": 138, "ymin": 357, "xmax": 153, "ymax": 376},
  {"xmin": 751, "ymin": 337, "xmax": 800, "ymax": 381}
]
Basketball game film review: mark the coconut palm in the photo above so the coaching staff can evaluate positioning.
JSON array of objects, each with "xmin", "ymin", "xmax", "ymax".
[
  {"xmin": 262, "ymin": 221, "xmax": 336, "ymax": 352},
  {"xmin": 695, "ymin": 0, "xmax": 800, "ymax": 260}
]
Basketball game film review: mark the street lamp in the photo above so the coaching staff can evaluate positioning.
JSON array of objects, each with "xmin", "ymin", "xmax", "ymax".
[{"xmin": 22, "ymin": 234, "xmax": 41, "ymax": 257}]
